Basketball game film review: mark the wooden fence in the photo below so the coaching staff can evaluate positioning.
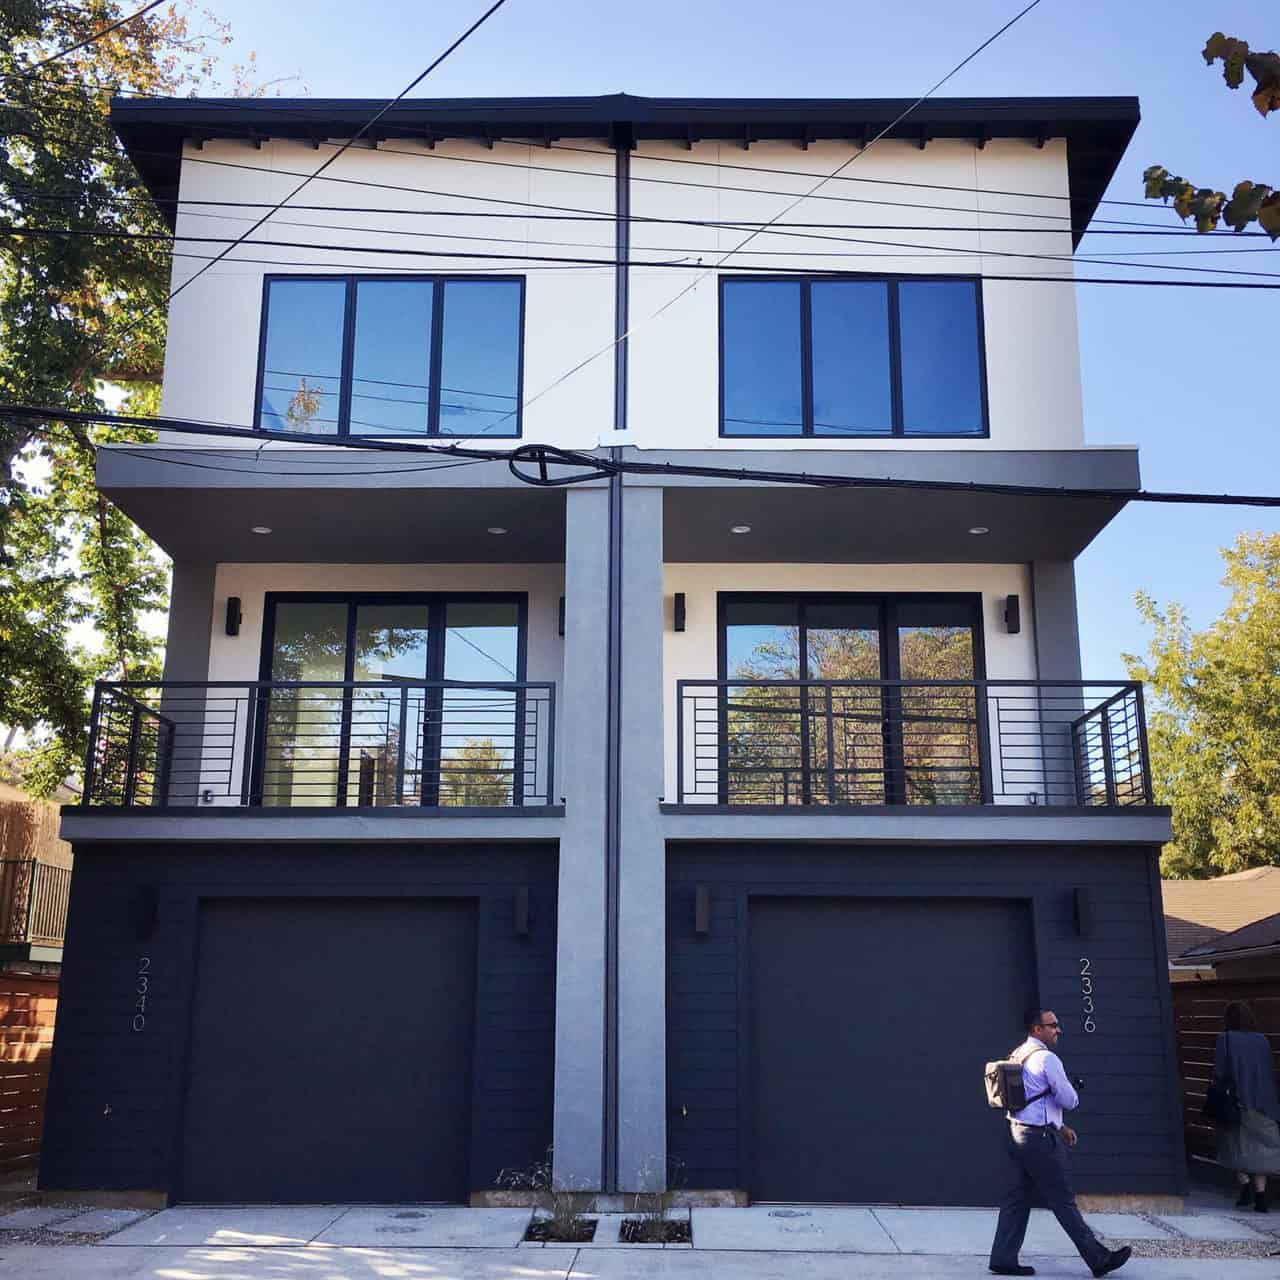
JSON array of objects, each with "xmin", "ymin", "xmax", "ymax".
[
  {"xmin": 0, "ymin": 975, "xmax": 57, "ymax": 1176},
  {"xmin": 1172, "ymin": 979, "xmax": 1280, "ymax": 1164}
]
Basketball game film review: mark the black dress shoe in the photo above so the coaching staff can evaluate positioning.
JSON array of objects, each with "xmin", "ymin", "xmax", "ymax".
[
  {"xmin": 1237, "ymin": 1183, "xmax": 1255, "ymax": 1207},
  {"xmin": 1091, "ymin": 1246, "xmax": 1131, "ymax": 1277},
  {"xmin": 989, "ymin": 1267, "xmax": 1035, "ymax": 1277}
]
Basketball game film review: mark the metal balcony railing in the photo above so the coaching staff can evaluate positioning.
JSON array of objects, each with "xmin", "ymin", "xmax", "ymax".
[
  {"xmin": 82, "ymin": 680, "xmax": 556, "ymax": 810},
  {"xmin": 675, "ymin": 679, "xmax": 1152, "ymax": 809},
  {"xmin": 0, "ymin": 860, "xmax": 72, "ymax": 948}
]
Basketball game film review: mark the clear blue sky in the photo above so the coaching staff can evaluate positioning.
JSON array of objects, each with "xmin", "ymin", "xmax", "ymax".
[{"xmin": 202, "ymin": 0, "xmax": 1280, "ymax": 677}]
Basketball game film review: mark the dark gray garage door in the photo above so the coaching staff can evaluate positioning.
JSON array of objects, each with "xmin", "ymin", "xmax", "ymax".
[
  {"xmin": 180, "ymin": 898, "xmax": 477, "ymax": 1203},
  {"xmin": 749, "ymin": 896, "xmax": 1034, "ymax": 1205}
]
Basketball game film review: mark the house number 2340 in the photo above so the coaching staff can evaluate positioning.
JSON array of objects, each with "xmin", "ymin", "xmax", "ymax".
[
  {"xmin": 1079, "ymin": 957, "xmax": 1096, "ymax": 1034},
  {"xmin": 132, "ymin": 957, "xmax": 151, "ymax": 1032}
]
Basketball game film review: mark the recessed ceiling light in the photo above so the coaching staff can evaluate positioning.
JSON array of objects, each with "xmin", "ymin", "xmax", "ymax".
[
  {"xmin": 487, "ymin": 526, "xmax": 508, "ymax": 535},
  {"xmin": 968, "ymin": 526, "xmax": 990, "ymax": 536},
  {"xmin": 729, "ymin": 524, "xmax": 752, "ymax": 535},
  {"xmin": 250, "ymin": 526, "xmax": 272, "ymax": 535}
]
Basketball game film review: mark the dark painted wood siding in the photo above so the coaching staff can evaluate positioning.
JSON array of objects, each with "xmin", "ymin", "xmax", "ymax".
[
  {"xmin": 39, "ymin": 842, "xmax": 557, "ymax": 1197},
  {"xmin": 667, "ymin": 842, "xmax": 1186, "ymax": 1199}
]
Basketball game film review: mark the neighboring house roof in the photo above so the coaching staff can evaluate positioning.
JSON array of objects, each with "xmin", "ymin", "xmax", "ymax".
[
  {"xmin": 1178, "ymin": 911, "xmax": 1280, "ymax": 964},
  {"xmin": 110, "ymin": 92, "xmax": 1140, "ymax": 244},
  {"xmin": 1162, "ymin": 868, "xmax": 1280, "ymax": 965}
]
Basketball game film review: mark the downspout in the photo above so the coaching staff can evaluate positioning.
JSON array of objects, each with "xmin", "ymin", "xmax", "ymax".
[{"xmin": 602, "ymin": 121, "xmax": 632, "ymax": 1193}]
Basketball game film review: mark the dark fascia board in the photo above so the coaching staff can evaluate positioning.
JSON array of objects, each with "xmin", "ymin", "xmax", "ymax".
[
  {"xmin": 1178, "ymin": 909, "xmax": 1280, "ymax": 961},
  {"xmin": 111, "ymin": 92, "xmax": 1139, "ymax": 244}
]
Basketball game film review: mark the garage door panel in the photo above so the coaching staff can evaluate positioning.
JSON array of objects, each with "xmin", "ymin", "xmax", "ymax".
[
  {"xmin": 180, "ymin": 898, "xmax": 476, "ymax": 1204},
  {"xmin": 749, "ymin": 896, "xmax": 1035, "ymax": 1205}
]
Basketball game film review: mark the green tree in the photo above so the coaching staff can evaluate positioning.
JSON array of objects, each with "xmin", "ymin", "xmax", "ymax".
[
  {"xmin": 1, "ymin": 2, "xmax": 282, "ymax": 792},
  {"xmin": 1125, "ymin": 532, "xmax": 1280, "ymax": 878},
  {"xmin": 440, "ymin": 737, "xmax": 512, "ymax": 807},
  {"xmin": 1143, "ymin": 32, "xmax": 1280, "ymax": 238}
]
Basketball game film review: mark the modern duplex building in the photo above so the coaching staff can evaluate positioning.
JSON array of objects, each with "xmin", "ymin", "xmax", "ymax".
[{"xmin": 41, "ymin": 93, "xmax": 1185, "ymax": 1207}]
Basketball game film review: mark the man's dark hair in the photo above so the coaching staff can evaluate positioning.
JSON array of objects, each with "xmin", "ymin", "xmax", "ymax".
[
  {"xmin": 1024, "ymin": 1006, "xmax": 1049, "ymax": 1032},
  {"xmin": 1225, "ymin": 1001, "xmax": 1258, "ymax": 1032}
]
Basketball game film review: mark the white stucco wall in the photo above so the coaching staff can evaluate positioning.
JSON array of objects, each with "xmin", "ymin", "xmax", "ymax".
[
  {"xmin": 660, "ymin": 562, "xmax": 1038, "ymax": 803},
  {"xmin": 159, "ymin": 134, "xmax": 1084, "ymax": 454}
]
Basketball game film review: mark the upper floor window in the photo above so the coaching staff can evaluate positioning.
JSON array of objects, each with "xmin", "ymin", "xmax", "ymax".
[
  {"xmin": 255, "ymin": 275, "xmax": 524, "ymax": 438},
  {"xmin": 719, "ymin": 276, "xmax": 987, "ymax": 438}
]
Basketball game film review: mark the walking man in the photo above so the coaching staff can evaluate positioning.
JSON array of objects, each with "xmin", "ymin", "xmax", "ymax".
[{"xmin": 989, "ymin": 1008, "xmax": 1130, "ymax": 1278}]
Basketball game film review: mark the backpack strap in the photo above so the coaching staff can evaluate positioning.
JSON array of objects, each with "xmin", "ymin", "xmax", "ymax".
[{"xmin": 1009, "ymin": 1043, "xmax": 1053, "ymax": 1115}]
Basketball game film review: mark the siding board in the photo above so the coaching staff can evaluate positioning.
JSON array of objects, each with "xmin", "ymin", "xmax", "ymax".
[
  {"xmin": 40, "ymin": 842, "xmax": 557, "ymax": 1198},
  {"xmin": 667, "ymin": 841, "xmax": 1184, "ymax": 1199}
]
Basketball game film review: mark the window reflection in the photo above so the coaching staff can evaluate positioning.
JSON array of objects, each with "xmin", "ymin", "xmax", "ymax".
[
  {"xmin": 439, "ymin": 282, "xmax": 521, "ymax": 437},
  {"xmin": 721, "ymin": 281, "xmax": 803, "ymax": 436},
  {"xmin": 811, "ymin": 282, "xmax": 892, "ymax": 436},
  {"xmin": 257, "ymin": 276, "xmax": 523, "ymax": 438},
  {"xmin": 349, "ymin": 281, "xmax": 433, "ymax": 436},
  {"xmin": 720, "ymin": 277, "xmax": 984, "ymax": 437},
  {"xmin": 258, "ymin": 280, "xmax": 346, "ymax": 434},
  {"xmin": 899, "ymin": 280, "xmax": 983, "ymax": 435}
]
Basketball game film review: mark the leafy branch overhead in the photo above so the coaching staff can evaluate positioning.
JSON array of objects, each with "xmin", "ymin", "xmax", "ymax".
[{"xmin": 1143, "ymin": 33, "xmax": 1280, "ymax": 239}]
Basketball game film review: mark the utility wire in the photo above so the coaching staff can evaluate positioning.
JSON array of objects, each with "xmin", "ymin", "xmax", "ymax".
[
  {"xmin": 15, "ymin": 187, "xmax": 1276, "ymax": 237},
  {"xmin": 160, "ymin": 0, "xmax": 512, "ymax": 309},
  {"xmin": 10, "ymin": 225, "xmax": 1280, "ymax": 283},
  {"xmin": 8, "ymin": 221, "xmax": 1279, "ymax": 279},
  {"xmin": 5, "ymin": 117, "xmax": 1181, "ymax": 232},
  {"xmin": 461, "ymin": 0, "xmax": 1059, "ymax": 432},
  {"xmin": 7, "ymin": 400, "xmax": 1280, "ymax": 508},
  {"xmin": 6, "ymin": 0, "xmax": 166, "ymax": 80}
]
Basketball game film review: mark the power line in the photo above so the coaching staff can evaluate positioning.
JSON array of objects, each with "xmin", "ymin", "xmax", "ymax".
[
  {"xmin": 10, "ymin": 225, "xmax": 1280, "ymax": 282},
  {"xmin": 6, "ymin": 0, "xmax": 166, "ymax": 80},
  {"xmin": 6, "ymin": 116, "xmax": 1183, "ymax": 233},
  {"xmin": 11, "ymin": 221, "xmax": 1280, "ymax": 281},
  {"xmin": 8, "ymin": 400, "xmax": 1280, "ymax": 508},
  {"xmin": 161, "ymin": 0, "xmax": 513, "ymax": 309},
  {"xmin": 17, "ymin": 186, "xmax": 1276, "ymax": 238}
]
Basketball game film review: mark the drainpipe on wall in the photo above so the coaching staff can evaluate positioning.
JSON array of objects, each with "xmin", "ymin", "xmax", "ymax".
[{"xmin": 601, "ymin": 122, "xmax": 633, "ymax": 1194}]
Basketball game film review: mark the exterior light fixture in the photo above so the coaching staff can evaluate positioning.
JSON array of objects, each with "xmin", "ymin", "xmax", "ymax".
[
  {"xmin": 729, "ymin": 525, "xmax": 752, "ymax": 535},
  {"xmin": 968, "ymin": 526, "xmax": 990, "ymax": 536},
  {"xmin": 250, "ymin": 525, "xmax": 272, "ymax": 535},
  {"xmin": 487, "ymin": 526, "xmax": 508, "ymax": 535}
]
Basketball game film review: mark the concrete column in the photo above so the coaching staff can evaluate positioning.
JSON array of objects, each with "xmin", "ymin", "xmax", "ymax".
[
  {"xmin": 1031, "ymin": 560, "xmax": 1082, "ymax": 681},
  {"xmin": 161, "ymin": 561, "xmax": 216, "ymax": 682},
  {"xmin": 616, "ymin": 484, "xmax": 667, "ymax": 1191},
  {"xmin": 552, "ymin": 486, "xmax": 609, "ymax": 1189}
]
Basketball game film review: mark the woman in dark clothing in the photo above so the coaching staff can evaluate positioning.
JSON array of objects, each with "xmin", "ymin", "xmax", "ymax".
[{"xmin": 1214, "ymin": 1001, "xmax": 1280, "ymax": 1212}]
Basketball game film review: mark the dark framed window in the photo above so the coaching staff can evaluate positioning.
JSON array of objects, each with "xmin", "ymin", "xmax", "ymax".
[
  {"xmin": 719, "ymin": 276, "xmax": 988, "ymax": 438},
  {"xmin": 717, "ymin": 592, "xmax": 987, "ymax": 806},
  {"xmin": 255, "ymin": 275, "xmax": 525, "ymax": 438},
  {"xmin": 254, "ymin": 592, "xmax": 528, "ymax": 808}
]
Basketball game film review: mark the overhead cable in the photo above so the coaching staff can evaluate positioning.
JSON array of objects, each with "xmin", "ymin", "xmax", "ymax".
[
  {"xmin": 7, "ymin": 401, "xmax": 1280, "ymax": 507},
  {"xmin": 5, "ymin": 0, "xmax": 166, "ymax": 79}
]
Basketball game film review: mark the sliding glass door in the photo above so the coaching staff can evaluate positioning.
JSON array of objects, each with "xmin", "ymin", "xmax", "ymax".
[
  {"xmin": 719, "ymin": 594, "xmax": 983, "ymax": 805},
  {"xmin": 256, "ymin": 594, "xmax": 524, "ymax": 807}
]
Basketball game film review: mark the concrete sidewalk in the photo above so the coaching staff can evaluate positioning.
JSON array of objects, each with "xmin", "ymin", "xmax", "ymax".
[
  {"xmin": 1, "ymin": 1244, "xmax": 1279, "ymax": 1279},
  {"xmin": 2, "ymin": 1202, "xmax": 1278, "ymax": 1278}
]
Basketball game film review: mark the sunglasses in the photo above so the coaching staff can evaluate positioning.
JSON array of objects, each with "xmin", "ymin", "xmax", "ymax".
[{"xmin": 1037, "ymin": 1022, "xmax": 1062, "ymax": 1031}]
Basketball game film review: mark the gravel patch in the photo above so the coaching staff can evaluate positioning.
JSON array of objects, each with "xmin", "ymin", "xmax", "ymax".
[
  {"xmin": 0, "ymin": 1198, "xmax": 157, "ymax": 1247},
  {"xmin": 1093, "ymin": 1209, "xmax": 1280, "ymax": 1262}
]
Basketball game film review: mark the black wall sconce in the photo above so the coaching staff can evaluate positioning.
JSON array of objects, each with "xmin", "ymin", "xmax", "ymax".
[
  {"xmin": 130, "ymin": 886, "xmax": 158, "ymax": 941},
  {"xmin": 694, "ymin": 885, "xmax": 710, "ymax": 936},
  {"xmin": 673, "ymin": 593, "xmax": 687, "ymax": 632},
  {"xmin": 514, "ymin": 886, "xmax": 530, "ymax": 937},
  {"xmin": 1004, "ymin": 594, "xmax": 1021, "ymax": 635},
  {"xmin": 558, "ymin": 597, "xmax": 565, "ymax": 637},
  {"xmin": 1073, "ymin": 887, "xmax": 1093, "ymax": 938},
  {"xmin": 225, "ymin": 596, "xmax": 242, "ymax": 636}
]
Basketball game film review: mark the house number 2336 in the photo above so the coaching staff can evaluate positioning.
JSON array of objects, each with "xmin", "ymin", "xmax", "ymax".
[
  {"xmin": 1079, "ymin": 957, "xmax": 1096, "ymax": 1034},
  {"xmin": 132, "ymin": 957, "xmax": 151, "ymax": 1032}
]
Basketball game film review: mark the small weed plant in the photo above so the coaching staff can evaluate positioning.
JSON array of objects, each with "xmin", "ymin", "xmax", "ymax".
[{"xmin": 496, "ymin": 1149, "xmax": 596, "ymax": 1244}]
